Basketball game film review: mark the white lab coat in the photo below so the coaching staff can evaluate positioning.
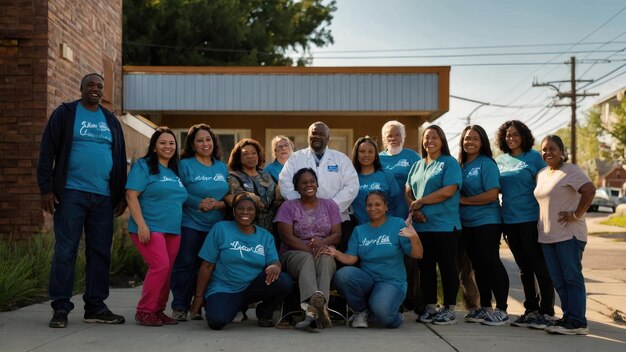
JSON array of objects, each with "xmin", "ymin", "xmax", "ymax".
[{"xmin": 279, "ymin": 147, "xmax": 359, "ymax": 222}]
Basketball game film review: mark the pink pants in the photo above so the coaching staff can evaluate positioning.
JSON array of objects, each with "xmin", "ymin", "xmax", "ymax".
[{"xmin": 130, "ymin": 232, "xmax": 181, "ymax": 313}]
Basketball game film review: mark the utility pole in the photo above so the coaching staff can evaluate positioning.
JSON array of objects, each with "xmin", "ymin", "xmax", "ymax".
[
  {"xmin": 532, "ymin": 56, "xmax": 598, "ymax": 164},
  {"xmin": 451, "ymin": 95, "xmax": 490, "ymax": 126}
]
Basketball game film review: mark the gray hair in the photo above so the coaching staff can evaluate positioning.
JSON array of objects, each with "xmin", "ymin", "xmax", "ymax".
[
  {"xmin": 381, "ymin": 120, "xmax": 406, "ymax": 150},
  {"xmin": 270, "ymin": 135, "xmax": 294, "ymax": 159}
]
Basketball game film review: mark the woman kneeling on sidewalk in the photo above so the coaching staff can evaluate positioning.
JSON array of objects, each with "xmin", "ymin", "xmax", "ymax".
[
  {"xmin": 190, "ymin": 192, "xmax": 292, "ymax": 330},
  {"xmin": 324, "ymin": 191, "xmax": 423, "ymax": 328}
]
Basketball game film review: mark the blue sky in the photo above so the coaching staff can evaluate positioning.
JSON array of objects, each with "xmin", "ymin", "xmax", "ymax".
[{"xmin": 301, "ymin": 0, "xmax": 626, "ymax": 152}]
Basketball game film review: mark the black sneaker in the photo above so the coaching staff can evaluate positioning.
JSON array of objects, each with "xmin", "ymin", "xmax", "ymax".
[
  {"xmin": 84, "ymin": 309, "xmax": 126, "ymax": 324},
  {"xmin": 49, "ymin": 310, "xmax": 68, "ymax": 328},
  {"xmin": 545, "ymin": 318, "xmax": 589, "ymax": 335}
]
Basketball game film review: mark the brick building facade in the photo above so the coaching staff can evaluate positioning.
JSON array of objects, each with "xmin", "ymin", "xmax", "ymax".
[{"xmin": 0, "ymin": 0, "xmax": 123, "ymax": 238}]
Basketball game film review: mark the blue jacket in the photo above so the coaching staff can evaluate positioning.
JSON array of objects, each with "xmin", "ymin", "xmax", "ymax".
[{"xmin": 37, "ymin": 100, "xmax": 127, "ymax": 210}]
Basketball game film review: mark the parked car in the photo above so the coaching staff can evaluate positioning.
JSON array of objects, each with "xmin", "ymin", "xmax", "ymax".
[
  {"xmin": 590, "ymin": 188, "xmax": 617, "ymax": 212},
  {"xmin": 602, "ymin": 187, "xmax": 621, "ymax": 204}
]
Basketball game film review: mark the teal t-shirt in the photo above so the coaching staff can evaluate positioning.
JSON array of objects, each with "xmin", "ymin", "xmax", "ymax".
[
  {"xmin": 179, "ymin": 158, "xmax": 229, "ymax": 232},
  {"xmin": 407, "ymin": 154, "xmax": 462, "ymax": 232},
  {"xmin": 496, "ymin": 150, "xmax": 546, "ymax": 224},
  {"xmin": 65, "ymin": 103, "xmax": 112, "ymax": 195},
  {"xmin": 198, "ymin": 221, "xmax": 279, "ymax": 297},
  {"xmin": 352, "ymin": 170, "xmax": 401, "ymax": 225},
  {"xmin": 460, "ymin": 155, "xmax": 502, "ymax": 227},
  {"xmin": 263, "ymin": 159, "xmax": 283, "ymax": 183},
  {"xmin": 126, "ymin": 158, "xmax": 188, "ymax": 235},
  {"xmin": 379, "ymin": 149, "xmax": 421, "ymax": 218},
  {"xmin": 346, "ymin": 216, "xmax": 412, "ymax": 291}
]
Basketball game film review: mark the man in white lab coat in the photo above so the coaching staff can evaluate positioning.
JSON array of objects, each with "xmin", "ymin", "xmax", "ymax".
[{"xmin": 279, "ymin": 121, "xmax": 359, "ymax": 226}]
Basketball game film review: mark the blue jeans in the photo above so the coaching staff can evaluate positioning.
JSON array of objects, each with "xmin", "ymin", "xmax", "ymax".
[
  {"xmin": 50, "ymin": 189, "xmax": 113, "ymax": 314},
  {"xmin": 541, "ymin": 237, "xmax": 587, "ymax": 326},
  {"xmin": 334, "ymin": 266, "xmax": 405, "ymax": 328},
  {"xmin": 170, "ymin": 226, "xmax": 209, "ymax": 311},
  {"xmin": 204, "ymin": 272, "xmax": 292, "ymax": 330}
]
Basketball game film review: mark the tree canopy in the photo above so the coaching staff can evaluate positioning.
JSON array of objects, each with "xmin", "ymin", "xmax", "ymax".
[
  {"xmin": 554, "ymin": 101, "xmax": 626, "ymax": 183},
  {"xmin": 122, "ymin": 0, "xmax": 337, "ymax": 66}
]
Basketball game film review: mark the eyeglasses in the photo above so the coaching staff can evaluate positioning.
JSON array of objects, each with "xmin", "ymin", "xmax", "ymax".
[
  {"xmin": 275, "ymin": 143, "xmax": 290, "ymax": 150},
  {"xmin": 505, "ymin": 133, "xmax": 520, "ymax": 139}
]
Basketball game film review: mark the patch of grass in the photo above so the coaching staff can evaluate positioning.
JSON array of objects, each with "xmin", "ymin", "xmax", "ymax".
[
  {"xmin": 0, "ymin": 234, "xmax": 76, "ymax": 311},
  {"xmin": 0, "ymin": 218, "xmax": 145, "ymax": 311},
  {"xmin": 600, "ymin": 215, "xmax": 626, "ymax": 227}
]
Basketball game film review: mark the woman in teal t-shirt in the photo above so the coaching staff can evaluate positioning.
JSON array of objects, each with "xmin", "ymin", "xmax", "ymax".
[
  {"xmin": 326, "ymin": 191, "xmax": 423, "ymax": 328},
  {"xmin": 189, "ymin": 192, "xmax": 292, "ymax": 330},
  {"xmin": 457, "ymin": 125, "xmax": 509, "ymax": 326},
  {"xmin": 406, "ymin": 125, "xmax": 462, "ymax": 326},
  {"xmin": 495, "ymin": 120, "xmax": 554, "ymax": 329},
  {"xmin": 171, "ymin": 124, "xmax": 230, "ymax": 322},
  {"xmin": 350, "ymin": 136, "xmax": 400, "ymax": 225},
  {"xmin": 126, "ymin": 127, "xmax": 188, "ymax": 326}
]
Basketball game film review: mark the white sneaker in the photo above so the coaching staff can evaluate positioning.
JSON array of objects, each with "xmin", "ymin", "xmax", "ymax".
[
  {"xmin": 232, "ymin": 311, "xmax": 245, "ymax": 323},
  {"xmin": 352, "ymin": 310, "xmax": 369, "ymax": 328}
]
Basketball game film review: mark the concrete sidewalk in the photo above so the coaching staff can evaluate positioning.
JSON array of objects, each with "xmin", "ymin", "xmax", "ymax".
[
  {"xmin": 2, "ymin": 216, "xmax": 626, "ymax": 352},
  {"xmin": 1, "ymin": 284, "xmax": 625, "ymax": 352}
]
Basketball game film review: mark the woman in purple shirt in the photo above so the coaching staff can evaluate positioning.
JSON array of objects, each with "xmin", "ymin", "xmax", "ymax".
[{"xmin": 274, "ymin": 168, "xmax": 342, "ymax": 331}]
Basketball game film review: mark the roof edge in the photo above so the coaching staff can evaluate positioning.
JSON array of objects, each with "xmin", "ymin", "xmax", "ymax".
[{"xmin": 123, "ymin": 65, "xmax": 451, "ymax": 75}]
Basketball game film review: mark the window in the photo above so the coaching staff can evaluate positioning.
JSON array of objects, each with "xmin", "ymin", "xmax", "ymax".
[{"xmin": 265, "ymin": 128, "xmax": 354, "ymax": 161}]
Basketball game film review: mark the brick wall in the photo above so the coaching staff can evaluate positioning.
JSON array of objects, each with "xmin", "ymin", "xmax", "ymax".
[{"xmin": 0, "ymin": 0, "xmax": 122, "ymax": 238}]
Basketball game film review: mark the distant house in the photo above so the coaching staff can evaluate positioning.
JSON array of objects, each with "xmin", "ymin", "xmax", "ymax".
[
  {"xmin": 595, "ymin": 158, "xmax": 626, "ymax": 189},
  {"xmin": 595, "ymin": 87, "xmax": 626, "ymax": 159},
  {"xmin": 597, "ymin": 87, "xmax": 626, "ymax": 126}
]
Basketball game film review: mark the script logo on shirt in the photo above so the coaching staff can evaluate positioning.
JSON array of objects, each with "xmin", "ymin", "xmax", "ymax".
[
  {"xmin": 194, "ymin": 173, "xmax": 226, "ymax": 182},
  {"xmin": 160, "ymin": 175, "xmax": 184, "ymax": 187},
  {"xmin": 467, "ymin": 166, "xmax": 481, "ymax": 178},
  {"xmin": 429, "ymin": 162, "xmax": 445, "ymax": 176},
  {"xmin": 229, "ymin": 241, "xmax": 265, "ymax": 258},
  {"xmin": 498, "ymin": 161, "xmax": 527, "ymax": 173},
  {"xmin": 360, "ymin": 234, "xmax": 392, "ymax": 247},
  {"xmin": 79, "ymin": 120, "xmax": 111, "ymax": 141},
  {"xmin": 384, "ymin": 159, "xmax": 410, "ymax": 170},
  {"xmin": 360, "ymin": 182, "xmax": 382, "ymax": 191}
]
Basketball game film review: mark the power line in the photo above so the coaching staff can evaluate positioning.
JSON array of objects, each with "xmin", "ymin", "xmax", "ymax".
[
  {"xmin": 310, "ymin": 49, "xmax": 624, "ymax": 60},
  {"xmin": 529, "ymin": 107, "xmax": 569, "ymax": 138},
  {"xmin": 451, "ymin": 95, "xmax": 545, "ymax": 109},
  {"xmin": 311, "ymin": 41, "xmax": 626, "ymax": 54},
  {"xmin": 580, "ymin": 63, "xmax": 626, "ymax": 89},
  {"xmin": 483, "ymin": 5, "xmax": 626, "ymax": 116},
  {"xmin": 124, "ymin": 41, "xmax": 278, "ymax": 56},
  {"xmin": 584, "ymin": 69, "xmax": 626, "ymax": 91},
  {"xmin": 578, "ymin": 31, "xmax": 626, "ymax": 78},
  {"xmin": 446, "ymin": 60, "xmax": 625, "ymax": 67}
]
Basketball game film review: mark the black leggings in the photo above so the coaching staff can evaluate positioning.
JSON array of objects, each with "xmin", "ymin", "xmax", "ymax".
[
  {"xmin": 461, "ymin": 224, "xmax": 509, "ymax": 311},
  {"xmin": 503, "ymin": 221, "xmax": 555, "ymax": 316},
  {"xmin": 418, "ymin": 230, "xmax": 460, "ymax": 307}
]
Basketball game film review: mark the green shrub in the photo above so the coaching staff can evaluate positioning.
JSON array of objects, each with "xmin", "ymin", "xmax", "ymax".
[
  {"xmin": 110, "ymin": 218, "xmax": 146, "ymax": 277},
  {"xmin": 0, "ymin": 234, "xmax": 71, "ymax": 310},
  {"xmin": 0, "ymin": 217, "xmax": 145, "ymax": 311}
]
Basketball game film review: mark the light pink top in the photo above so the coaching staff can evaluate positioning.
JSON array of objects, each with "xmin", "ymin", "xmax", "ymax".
[{"xmin": 534, "ymin": 163, "xmax": 591, "ymax": 244}]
